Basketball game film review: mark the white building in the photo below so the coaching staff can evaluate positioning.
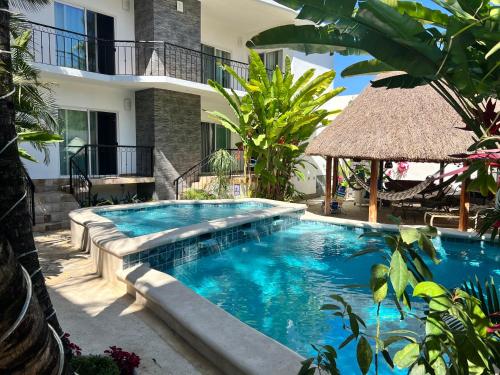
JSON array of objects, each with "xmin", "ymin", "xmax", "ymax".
[{"xmin": 16, "ymin": 0, "xmax": 352, "ymax": 229}]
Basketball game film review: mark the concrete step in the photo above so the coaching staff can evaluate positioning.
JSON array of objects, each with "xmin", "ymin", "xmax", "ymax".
[
  {"xmin": 33, "ymin": 221, "xmax": 70, "ymax": 232},
  {"xmin": 35, "ymin": 212, "xmax": 71, "ymax": 224},
  {"xmin": 32, "ymin": 186, "xmax": 78, "ymax": 232},
  {"xmin": 33, "ymin": 178, "xmax": 69, "ymax": 193},
  {"xmin": 35, "ymin": 201, "xmax": 80, "ymax": 215},
  {"xmin": 35, "ymin": 191, "xmax": 78, "ymax": 204}
]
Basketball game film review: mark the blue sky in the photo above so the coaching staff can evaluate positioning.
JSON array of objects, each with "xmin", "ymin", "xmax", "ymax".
[
  {"xmin": 333, "ymin": 54, "xmax": 373, "ymax": 95},
  {"xmin": 328, "ymin": 0, "xmax": 439, "ymax": 95}
]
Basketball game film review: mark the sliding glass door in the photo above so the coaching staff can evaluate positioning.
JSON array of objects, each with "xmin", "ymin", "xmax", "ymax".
[
  {"xmin": 202, "ymin": 45, "xmax": 231, "ymax": 87},
  {"xmin": 58, "ymin": 109, "xmax": 89, "ymax": 175},
  {"xmin": 55, "ymin": 2, "xmax": 87, "ymax": 70},
  {"xmin": 58, "ymin": 109, "xmax": 117, "ymax": 176},
  {"xmin": 55, "ymin": 2, "xmax": 115, "ymax": 73}
]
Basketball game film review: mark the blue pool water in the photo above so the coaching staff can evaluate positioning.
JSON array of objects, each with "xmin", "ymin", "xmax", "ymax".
[
  {"xmin": 98, "ymin": 202, "xmax": 272, "ymax": 237},
  {"xmin": 168, "ymin": 221, "xmax": 500, "ymax": 374}
]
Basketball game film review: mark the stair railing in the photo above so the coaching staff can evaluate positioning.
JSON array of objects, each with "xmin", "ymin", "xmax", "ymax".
[
  {"xmin": 174, "ymin": 149, "xmax": 245, "ymax": 200},
  {"xmin": 69, "ymin": 146, "xmax": 92, "ymax": 207}
]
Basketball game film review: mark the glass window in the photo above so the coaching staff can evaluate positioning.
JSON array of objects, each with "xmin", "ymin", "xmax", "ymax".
[
  {"xmin": 264, "ymin": 50, "xmax": 283, "ymax": 71},
  {"xmin": 202, "ymin": 44, "xmax": 231, "ymax": 88},
  {"xmin": 215, "ymin": 124, "xmax": 230, "ymax": 150},
  {"xmin": 58, "ymin": 109, "xmax": 89, "ymax": 175},
  {"xmin": 55, "ymin": 2, "xmax": 87, "ymax": 69}
]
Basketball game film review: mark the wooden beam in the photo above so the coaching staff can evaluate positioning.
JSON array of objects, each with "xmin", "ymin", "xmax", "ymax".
[
  {"xmin": 324, "ymin": 157, "xmax": 332, "ymax": 215},
  {"xmin": 369, "ymin": 160, "xmax": 379, "ymax": 223},
  {"xmin": 332, "ymin": 158, "xmax": 339, "ymax": 198},
  {"xmin": 458, "ymin": 177, "xmax": 470, "ymax": 232}
]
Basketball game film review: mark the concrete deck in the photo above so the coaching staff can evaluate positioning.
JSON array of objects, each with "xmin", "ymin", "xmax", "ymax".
[
  {"xmin": 304, "ymin": 196, "xmax": 470, "ymax": 229},
  {"xmin": 35, "ymin": 230, "xmax": 221, "ymax": 375}
]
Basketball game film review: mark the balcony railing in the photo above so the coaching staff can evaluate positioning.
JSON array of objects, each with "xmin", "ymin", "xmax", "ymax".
[
  {"xmin": 24, "ymin": 21, "xmax": 252, "ymax": 91},
  {"xmin": 69, "ymin": 144, "xmax": 154, "ymax": 206}
]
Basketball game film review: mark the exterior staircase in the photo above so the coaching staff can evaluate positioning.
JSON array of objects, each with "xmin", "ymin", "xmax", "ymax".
[{"xmin": 33, "ymin": 179, "xmax": 79, "ymax": 232}]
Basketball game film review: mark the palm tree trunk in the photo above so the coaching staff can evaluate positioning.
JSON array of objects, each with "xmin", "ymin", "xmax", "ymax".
[
  {"xmin": 0, "ymin": 1, "xmax": 69, "ymax": 372},
  {"xmin": 0, "ymin": 236, "xmax": 62, "ymax": 374}
]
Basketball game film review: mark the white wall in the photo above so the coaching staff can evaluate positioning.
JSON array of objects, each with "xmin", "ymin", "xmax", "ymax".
[
  {"xmin": 291, "ymin": 95, "xmax": 357, "ymax": 196},
  {"xmin": 15, "ymin": 0, "xmax": 135, "ymax": 41},
  {"xmin": 22, "ymin": 79, "xmax": 136, "ymax": 179},
  {"xmin": 285, "ymin": 49, "xmax": 333, "ymax": 78}
]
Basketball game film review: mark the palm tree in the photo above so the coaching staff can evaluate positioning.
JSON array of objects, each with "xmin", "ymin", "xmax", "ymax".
[
  {"xmin": 0, "ymin": 0, "xmax": 69, "ymax": 372},
  {"xmin": 9, "ymin": 23, "xmax": 62, "ymax": 163}
]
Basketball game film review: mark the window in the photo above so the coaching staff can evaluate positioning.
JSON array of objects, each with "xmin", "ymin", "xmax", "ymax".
[
  {"xmin": 259, "ymin": 50, "xmax": 283, "ymax": 76},
  {"xmin": 55, "ymin": 2, "xmax": 115, "ymax": 73},
  {"xmin": 201, "ymin": 122, "xmax": 231, "ymax": 159},
  {"xmin": 201, "ymin": 44, "xmax": 231, "ymax": 87}
]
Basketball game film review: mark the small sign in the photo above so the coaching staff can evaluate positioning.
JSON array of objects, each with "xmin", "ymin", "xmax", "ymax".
[
  {"xmin": 176, "ymin": 1, "xmax": 184, "ymax": 12},
  {"xmin": 234, "ymin": 184, "xmax": 241, "ymax": 197}
]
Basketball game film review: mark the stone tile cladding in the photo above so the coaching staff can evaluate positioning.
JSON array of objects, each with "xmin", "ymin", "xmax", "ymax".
[{"xmin": 135, "ymin": 88, "xmax": 201, "ymax": 199}]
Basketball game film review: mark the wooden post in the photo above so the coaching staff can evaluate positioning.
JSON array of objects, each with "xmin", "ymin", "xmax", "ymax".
[
  {"xmin": 332, "ymin": 158, "xmax": 339, "ymax": 198},
  {"xmin": 324, "ymin": 157, "xmax": 332, "ymax": 215},
  {"xmin": 458, "ymin": 177, "xmax": 470, "ymax": 231},
  {"xmin": 369, "ymin": 160, "xmax": 379, "ymax": 223}
]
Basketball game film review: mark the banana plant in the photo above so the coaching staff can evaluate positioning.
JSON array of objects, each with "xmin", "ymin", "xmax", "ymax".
[
  {"xmin": 463, "ymin": 276, "xmax": 500, "ymax": 324},
  {"xmin": 206, "ymin": 50, "xmax": 344, "ymax": 200}
]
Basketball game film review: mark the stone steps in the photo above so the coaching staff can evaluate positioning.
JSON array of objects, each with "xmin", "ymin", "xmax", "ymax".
[{"xmin": 32, "ymin": 179, "xmax": 79, "ymax": 232}]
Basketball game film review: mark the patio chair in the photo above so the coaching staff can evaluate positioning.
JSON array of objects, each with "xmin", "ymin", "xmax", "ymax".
[{"xmin": 331, "ymin": 185, "xmax": 347, "ymax": 214}]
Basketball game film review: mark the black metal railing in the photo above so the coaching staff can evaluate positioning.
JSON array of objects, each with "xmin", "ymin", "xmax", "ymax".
[
  {"xmin": 21, "ymin": 167, "xmax": 35, "ymax": 225},
  {"xmin": 174, "ymin": 149, "xmax": 246, "ymax": 199},
  {"xmin": 24, "ymin": 21, "xmax": 253, "ymax": 91},
  {"xmin": 69, "ymin": 144, "xmax": 154, "ymax": 206},
  {"xmin": 70, "ymin": 158, "xmax": 93, "ymax": 207}
]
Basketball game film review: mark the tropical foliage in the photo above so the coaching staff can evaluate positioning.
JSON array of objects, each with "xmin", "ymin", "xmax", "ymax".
[
  {"xmin": 7, "ymin": 24, "xmax": 62, "ymax": 162},
  {"xmin": 300, "ymin": 219, "xmax": 500, "ymax": 374},
  {"xmin": 207, "ymin": 50, "xmax": 344, "ymax": 200},
  {"xmin": 208, "ymin": 149, "xmax": 237, "ymax": 198},
  {"xmin": 249, "ymin": 0, "xmax": 499, "ymax": 221}
]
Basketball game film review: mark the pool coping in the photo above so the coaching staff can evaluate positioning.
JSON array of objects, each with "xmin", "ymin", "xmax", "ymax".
[
  {"xmin": 118, "ymin": 264, "xmax": 305, "ymax": 375},
  {"xmin": 69, "ymin": 198, "xmax": 306, "ymax": 257},
  {"xmin": 301, "ymin": 211, "xmax": 490, "ymax": 242}
]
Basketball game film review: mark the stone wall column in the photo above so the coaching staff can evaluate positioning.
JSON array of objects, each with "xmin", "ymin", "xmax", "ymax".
[{"xmin": 136, "ymin": 89, "xmax": 201, "ymax": 199}]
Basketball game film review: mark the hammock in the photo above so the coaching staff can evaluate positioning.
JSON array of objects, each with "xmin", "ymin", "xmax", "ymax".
[
  {"xmin": 338, "ymin": 165, "xmax": 364, "ymax": 191},
  {"xmin": 343, "ymin": 161, "xmax": 439, "ymax": 202}
]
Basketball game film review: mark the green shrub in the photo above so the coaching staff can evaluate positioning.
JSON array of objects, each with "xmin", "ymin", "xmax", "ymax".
[
  {"xmin": 70, "ymin": 355, "xmax": 119, "ymax": 375},
  {"xmin": 182, "ymin": 188, "xmax": 215, "ymax": 200}
]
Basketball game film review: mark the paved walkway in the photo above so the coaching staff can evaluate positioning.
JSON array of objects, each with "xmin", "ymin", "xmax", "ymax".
[{"xmin": 35, "ymin": 230, "xmax": 221, "ymax": 375}]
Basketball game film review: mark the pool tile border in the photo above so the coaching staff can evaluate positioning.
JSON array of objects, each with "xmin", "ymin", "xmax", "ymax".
[{"xmin": 123, "ymin": 213, "xmax": 302, "ymax": 270}]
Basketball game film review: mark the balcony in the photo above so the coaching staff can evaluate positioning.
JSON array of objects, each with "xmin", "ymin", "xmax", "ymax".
[
  {"xmin": 69, "ymin": 145, "xmax": 154, "ymax": 206},
  {"xmin": 24, "ymin": 21, "xmax": 251, "ymax": 91}
]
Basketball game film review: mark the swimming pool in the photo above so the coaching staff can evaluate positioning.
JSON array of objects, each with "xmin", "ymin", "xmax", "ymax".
[
  {"xmin": 165, "ymin": 221, "xmax": 499, "ymax": 374},
  {"xmin": 98, "ymin": 202, "xmax": 273, "ymax": 237}
]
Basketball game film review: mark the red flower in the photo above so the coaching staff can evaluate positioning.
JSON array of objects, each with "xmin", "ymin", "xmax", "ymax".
[
  {"xmin": 105, "ymin": 346, "xmax": 141, "ymax": 375},
  {"xmin": 62, "ymin": 332, "xmax": 82, "ymax": 357}
]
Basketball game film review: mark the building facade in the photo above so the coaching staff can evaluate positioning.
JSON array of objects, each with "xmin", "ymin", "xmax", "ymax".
[{"xmin": 17, "ymin": 0, "xmax": 350, "ymax": 211}]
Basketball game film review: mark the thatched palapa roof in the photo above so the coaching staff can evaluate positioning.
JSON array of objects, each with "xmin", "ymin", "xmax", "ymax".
[{"xmin": 306, "ymin": 74, "xmax": 474, "ymax": 162}]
